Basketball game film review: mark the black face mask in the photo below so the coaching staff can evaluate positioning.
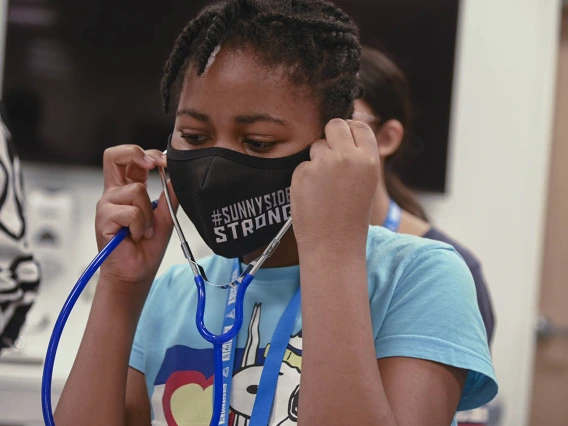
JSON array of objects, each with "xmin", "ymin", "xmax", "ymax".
[{"xmin": 167, "ymin": 138, "xmax": 310, "ymax": 259}]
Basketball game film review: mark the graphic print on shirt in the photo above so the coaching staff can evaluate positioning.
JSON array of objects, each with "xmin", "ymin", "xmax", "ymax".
[{"xmin": 150, "ymin": 303, "xmax": 302, "ymax": 426}]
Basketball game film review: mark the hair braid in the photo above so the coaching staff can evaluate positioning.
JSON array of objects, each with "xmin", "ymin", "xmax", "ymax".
[
  {"xmin": 196, "ymin": 0, "xmax": 249, "ymax": 74},
  {"xmin": 254, "ymin": 12, "xmax": 354, "ymax": 33},
  {"xmin": 319, "ymin": 2, "xmax": 351, "ymax": 23},
  {"xmin": 160, "ymin": 10, "xmax": 217, "ymax": 112},
  {"xmin": 290, "ymin": 0, "xmax": 350, "ymax": 23},
  {"xmin": 161, "ymin": 0, "xmax": 363, "ymax": 125},
  {"xmin": 196, "ymin": 16, "xmax": 229, "ymax": 74}
]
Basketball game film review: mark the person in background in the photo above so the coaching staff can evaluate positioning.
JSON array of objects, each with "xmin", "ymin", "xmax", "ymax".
[
  {"xmin": 354, "ymin": 45, "xmax": 496, "ymax": 425},
  {"xmin": 0, "ymin": 101, "xmax": 41, "ymax": 351}
]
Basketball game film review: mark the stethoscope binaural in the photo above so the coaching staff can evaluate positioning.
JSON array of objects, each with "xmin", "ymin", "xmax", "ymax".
[{"xmin": 41, "ymin": 158, "xmax": 292, "ymax": 426}]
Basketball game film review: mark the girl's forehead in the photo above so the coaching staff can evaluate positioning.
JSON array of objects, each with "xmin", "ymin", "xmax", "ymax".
[
  {"xmin": 184, "ymin": 48, "xmax": 292, "ymax": 94},
  {"xmin": 178, "ymin": 48, "xmax": 318, "ymax": 122}
]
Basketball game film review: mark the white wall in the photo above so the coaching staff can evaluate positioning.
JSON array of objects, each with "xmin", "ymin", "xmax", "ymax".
[{"xmin": 419, "ymin": 1, "xmax": 562, "ymax": 425}]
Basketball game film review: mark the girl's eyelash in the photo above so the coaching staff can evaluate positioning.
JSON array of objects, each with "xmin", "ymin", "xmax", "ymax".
[
  {"xmin": 243, "ymin": 139, "xmax": 276, "ymax": 151},
  {"xmin": 180, "ymin": 133, "xmax": 209, "ymax": 144},
  {"xmin": 179, "ymin": 133, "xmax": 276, "ymax": 151}
]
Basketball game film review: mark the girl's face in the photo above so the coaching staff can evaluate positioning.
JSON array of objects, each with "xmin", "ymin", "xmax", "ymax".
[{"xmin": 171, "ymin": 47, "xmax": 322, "ymax": 158}]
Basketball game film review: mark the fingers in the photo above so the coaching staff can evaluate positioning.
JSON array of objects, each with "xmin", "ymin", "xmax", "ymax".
[
  {"xmin": 145, "ymin": 149, "xmax": 168, "ymax": 166},
  {"xmin": 125, "ymin": 150, "xmax": 167, "ymax": 184},
  {"xmin": 323, "ymin": 118, "xmax": 378, "ymax": 155},
  {"xmin": 97, "ymin": 183, "xmax": 155, "ymax": 242},
  {"xmin": 324, "ymin": 118, "xmax": 354, "ymax": 150},
  {"xmin": 346, "ymin": 120, "xmax": 378, "ymax": 155},
  {"xmin": 153, "ymin": 179, "xmax": 178, "ymax": 238},
  {"xmin": 103, "ymin": 146, "xmax": 167, "ymax": 190},
  {"xmin": 100, "ymin": 205, "xmax": 148, "ymax": 242},
  {"xmin": 311, "ymin": 119, "xmax": 379, "ymax": 179},
  {"xmin": 308, "ymin": 139, "xmax": 327, "ymax": 160}
]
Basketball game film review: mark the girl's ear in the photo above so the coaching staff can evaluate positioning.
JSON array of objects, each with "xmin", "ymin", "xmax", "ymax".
[{"xmin": 375, "ymin": 119, "xmax": 404, "ymax": 158}]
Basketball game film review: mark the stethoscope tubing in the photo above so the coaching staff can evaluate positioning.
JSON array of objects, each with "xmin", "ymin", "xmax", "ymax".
[
  {"xmin": 194, "ymin": 273, "xmax": 254, "ymax": 344},
  {"xmin": 193, "ymin": 267, "xmax": 255, "ymax": 426},
  {"xmin": 40, "ymin": 222, "xmax": 241, "ymax": 426},
  {"xmin": 42, "ymin": 163, "xmax": 288, "ymax": 426},
  {"xmin": 41, "ymin": 226, "xmax": 131, "ymax": 426}
]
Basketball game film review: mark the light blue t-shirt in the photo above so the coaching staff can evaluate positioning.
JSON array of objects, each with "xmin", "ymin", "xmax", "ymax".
[{"xmin": 130, "ymin": 226, "xmax": 498, "ymax": 426}]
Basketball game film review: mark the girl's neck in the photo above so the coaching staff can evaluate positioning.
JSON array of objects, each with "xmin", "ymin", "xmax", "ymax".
[
  {"xmin": 242, "ymin": 229, "xmax": 299, "ymax": 268},
  {"xmin": 370, "ymin": 172, "xmax": 431, "ymax": 237},
  {"xmin": 370, "ymin": 177, "xmax": 392, "ymax": 227}
]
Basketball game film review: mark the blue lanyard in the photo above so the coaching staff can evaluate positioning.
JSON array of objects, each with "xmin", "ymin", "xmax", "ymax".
[
  {"xmin": 218, "ymin": 200, "xmax": 399, "ymax": 423},
  {"xmin": 221, "ymin": 259, "xmax": 301, "ymax": 425},
  {"xmin": 218, "ymin": 261, "xmax": 241, "ymax": 425},
  {"xmin": 383, "ymin": 199, "xmax": 402, "ymax": 232},
  {"xmin": 250, "ymin": 286, "xmax": 301, "ymax": 426}
]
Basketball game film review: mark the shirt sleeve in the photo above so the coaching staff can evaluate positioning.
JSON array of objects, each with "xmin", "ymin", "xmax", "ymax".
[
  {"xmin": 423, "ymin": 227, "xmax": 496, "ymax": 347},
  {"xmin": 468, "ymin": 262, "xmax": 495, "ymax": 346},
  {"xmin": 129, "ymin": 317, "xmax": 146, "ymax": 374},
  {"xmin": 0, "ymin": 115, "xmax": 41, "ymax": 350},
  {"xmin": 373, "ymin": 247, "xmax": 498, "ymax": 411}
]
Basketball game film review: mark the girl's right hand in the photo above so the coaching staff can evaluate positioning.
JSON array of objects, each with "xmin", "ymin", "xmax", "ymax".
[{"xmin": 95, "ymin": 145, "xmax": 177, "ymax": 294}]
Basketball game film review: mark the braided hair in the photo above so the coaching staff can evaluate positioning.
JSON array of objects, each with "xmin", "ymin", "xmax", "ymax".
[{"xmin": 161, "ymin": 0, "xmax": 362, "ymax": 127}]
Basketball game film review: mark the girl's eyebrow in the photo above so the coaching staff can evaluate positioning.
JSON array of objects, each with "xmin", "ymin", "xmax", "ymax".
[
  {"xmin": 176, "ymin": 108, "xmax": 210, "ymax": 122},
  {"xmin": 235, "ymin": 113, "xmax": 288, "ymax": 127},
  {"xmin": 176, "ymin": 109, "xmax": 288, "ymax": 127}
]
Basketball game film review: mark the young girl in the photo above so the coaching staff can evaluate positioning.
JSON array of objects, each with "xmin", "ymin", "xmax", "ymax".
[
  {"xmin": 354, "ymin": 45, "xmax": 496, "ymax": 345},
  {"xmin": 55, "ymin": 1, "xmax": 497, "ymax": 425}
]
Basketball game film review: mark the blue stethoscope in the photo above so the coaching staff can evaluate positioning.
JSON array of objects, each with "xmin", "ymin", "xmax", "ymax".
[
  {"xmin": 40, "ymin": 165, "xmax": 295, "ymax": 426},
  {"xmin": 40, "ymin": 157, "xmax": 402, "ymax": 426}
]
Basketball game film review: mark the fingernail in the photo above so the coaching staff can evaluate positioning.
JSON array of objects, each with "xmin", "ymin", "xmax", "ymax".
[
  {"xmin": 146, "ymin": 226, "xmax": 154, "ymax": 239},
  {"xmin": 144, "ymin": 155, "xmax": 156, "ymax": 165}
]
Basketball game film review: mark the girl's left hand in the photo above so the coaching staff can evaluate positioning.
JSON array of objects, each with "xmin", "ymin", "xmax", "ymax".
[{"xmin": 291, "ymin": 118, "xmax": 380, "ymax": 253}]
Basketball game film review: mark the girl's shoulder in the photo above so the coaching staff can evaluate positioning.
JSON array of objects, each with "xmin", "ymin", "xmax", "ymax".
[
  {"xmin": 365, "ymin": 225, "xmax": 474, "ymax": 302},
  {"xmin": 365, "ymin": 225, "xmax": 460, "ymax": 270},
  {"xmin": 366, "ymin": 226, "xmax": 497, "ymax": 411}
]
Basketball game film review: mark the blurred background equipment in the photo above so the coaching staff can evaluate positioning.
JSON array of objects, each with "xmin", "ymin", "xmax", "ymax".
[{"xmin": 1, "ymin": 0, "xmax": 460, "ymax": 192}]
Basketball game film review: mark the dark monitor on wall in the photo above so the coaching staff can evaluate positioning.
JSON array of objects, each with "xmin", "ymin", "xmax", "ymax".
[{"xmin": 2, "ymin": 0, "xmax": 459, "ymax": 192}]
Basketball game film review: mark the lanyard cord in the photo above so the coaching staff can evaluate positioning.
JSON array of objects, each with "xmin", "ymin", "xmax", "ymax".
[
  {"xmin": 383, "ymin": 199, "xmax": 402, "ymax": 232},
  {"xmin": 249, "ymin": 287, "xmax": 301, "ymax": 426}
]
